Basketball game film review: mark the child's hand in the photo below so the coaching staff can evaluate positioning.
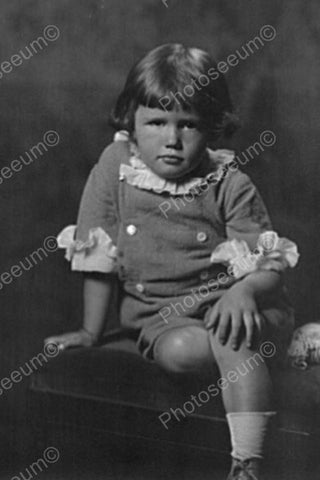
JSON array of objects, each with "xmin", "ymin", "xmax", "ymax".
[
  {"xmin": 44, "ymin": 328, "xmax": 98, "ymax": 351},
  {"xmin": 204, "ymin": 283, "xmax": 264, "ymax": 350}
]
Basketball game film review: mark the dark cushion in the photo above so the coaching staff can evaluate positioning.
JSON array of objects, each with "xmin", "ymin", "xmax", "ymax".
[
  {"xmin": 33, "ymin": 332, "xmax": 224, "ymax": 415},
  {"xmin": 31, "ymin": 331, "xmax": 320, "ymax": 437}
]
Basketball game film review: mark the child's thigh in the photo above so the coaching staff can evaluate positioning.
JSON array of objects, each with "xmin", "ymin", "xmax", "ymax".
[{"xmin": 138, "ymin": 316, "xmax": 214, "ymax": 373}]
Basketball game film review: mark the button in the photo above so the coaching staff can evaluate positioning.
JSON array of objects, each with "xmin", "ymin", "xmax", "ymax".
[
  {"xmin": 200, "ymin": 271, "xmax": 209, "ymax": 281},
  {"xmin": 197, "ymin": 232, "xmax": 207, "ymax": 243},
  {"xmin": 126, "ymin": 225, "xmax": 137, "ymax": 236},
  {"xmin": 136, "ymin": 283, "xmax": 145, "ymax": 293}
]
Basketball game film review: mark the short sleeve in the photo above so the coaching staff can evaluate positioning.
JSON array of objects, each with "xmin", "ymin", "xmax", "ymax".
[
  {"xmin": 211, "ymin": 171, "xmax": 299, "ymax": 278},
  {"xmin": 222, "ymin": 171, "xmax": 272, "ymax": 250},
  {"xmin": 57, "ymin": 140, "xmax": 129, "ymax": 273},
  {"xmin": 76, "ymin": 142, "xmax": 123, "ymax": 244}
]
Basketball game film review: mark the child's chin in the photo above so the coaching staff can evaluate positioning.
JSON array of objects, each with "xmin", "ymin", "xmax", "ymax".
[
  {"xmin": 158, "ymin": 169, "xmax": 188, "ymax": 180},
  {"xmin": 155, "ymin": 164, "xmax": 191, "ymax": 181}
]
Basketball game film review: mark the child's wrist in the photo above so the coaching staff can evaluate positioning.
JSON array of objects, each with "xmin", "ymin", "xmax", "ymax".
[
  {"xmin": 237, "ymin": 270, "xmax": 281, "ymax": 300},
  {"xmin": 232, "ymin": 279, "xmax": 256, "ymax": 298},
  {"xmin": 80, "ymin": 326, "xmax": 100, "ymax": 343}
]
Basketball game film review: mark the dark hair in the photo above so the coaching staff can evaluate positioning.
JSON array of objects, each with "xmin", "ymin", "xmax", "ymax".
[{"xmin": 110, "ymin": 43, "xmax": 239, "ymax": 140}]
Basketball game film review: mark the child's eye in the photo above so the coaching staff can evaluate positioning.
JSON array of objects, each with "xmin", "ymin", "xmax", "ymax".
[
  {"xmin": 147, "ymin": 120, "xmax": 166, "ymax": 126},
  {"xmin": 180, "ymin": 121, "xmax": 198, "ymax": 130}
]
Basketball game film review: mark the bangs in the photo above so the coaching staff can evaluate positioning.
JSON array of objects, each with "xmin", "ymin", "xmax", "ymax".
[
  {"xmin": 135, "ymin": 75, "xmax": 206, "ymax": 112},
  {"xmin": 110, "ymin": 43, "xmax": 238, "ymax": 138},
  {"xmin": 134, "ymin": 45, "xmax": 219, "ymax": 112}
]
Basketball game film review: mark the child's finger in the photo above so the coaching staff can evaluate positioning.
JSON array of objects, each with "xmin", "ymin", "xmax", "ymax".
[
  {"xmin": 230, "ymin": 312, "xmax": 242, "ymax": 350},
  {"xmin": 45, "ymin": 339, "xmax": 63, "ymax": 351},
  {"xmin": 254, "ymin": 313, "xmax": 264, "ymax": 339},
  {"xmin": 205, "ymin": 309, "xmax": 220, "ymax": 331},
  {"xmin": 44, "ymin": 334, "xmax": 73, "ymax": 350},
  {"xmin": 59, "ymin": 333, "xmax": 81, "ymax": 349},
  {"xmin": 243, "ymin": 312, "xmax": 254, "ymax": 348},
  {"xmin": 59, "ymin": 339, "xmax": 72, "ymax": 349},
  {"xmin": 218, "ymin": 313, "xmax": 231, "ymax": 345},
  {"xmin": 44, "ymin": 336, "xmax": 61, "ymax": 346}
]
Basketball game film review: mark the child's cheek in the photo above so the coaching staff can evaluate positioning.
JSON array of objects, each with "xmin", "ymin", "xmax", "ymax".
[{"xmin": 138, "ymin": 128, "xmax": 159, "ymax": 146}]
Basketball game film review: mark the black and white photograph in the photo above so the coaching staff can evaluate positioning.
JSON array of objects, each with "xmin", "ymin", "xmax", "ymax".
[{"xmin": 1, "ymin": 1, "xmax": 319, "ymax": 479}]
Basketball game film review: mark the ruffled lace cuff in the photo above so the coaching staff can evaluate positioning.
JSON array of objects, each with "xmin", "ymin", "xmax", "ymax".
[
  {"xmin": 210, "ymin": 231, "xmax": 299, "ymax": 279},
  {"xmin": 57, "ymin": 225, "xmax": 117, "ymax": 273}
]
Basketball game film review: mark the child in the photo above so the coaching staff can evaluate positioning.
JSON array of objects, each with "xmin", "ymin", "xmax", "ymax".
[{"xmin": 45, "ymin": 44, "xmax": 299, "ymax": 479}]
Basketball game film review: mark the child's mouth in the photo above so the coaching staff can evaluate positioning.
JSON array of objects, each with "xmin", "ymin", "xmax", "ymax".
[{"xmin": 158, "ymin": 155, "xmax": 184, "ymax": 165}]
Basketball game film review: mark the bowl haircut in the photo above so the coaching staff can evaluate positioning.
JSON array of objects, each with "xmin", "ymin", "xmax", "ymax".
[{"xmin": 110, "ymin": 43, "xmax": 239, "ymax": 140}]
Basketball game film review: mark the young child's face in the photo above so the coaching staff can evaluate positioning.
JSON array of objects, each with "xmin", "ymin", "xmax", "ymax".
[{"xmin": 133, "ymin": 105, "xmax": 208, "ymax": 180}]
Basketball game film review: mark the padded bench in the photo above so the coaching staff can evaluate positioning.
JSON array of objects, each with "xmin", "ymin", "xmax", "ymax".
[{"xmin": 29, "ymin": 328, "xmax": 320, "ymax": 463}]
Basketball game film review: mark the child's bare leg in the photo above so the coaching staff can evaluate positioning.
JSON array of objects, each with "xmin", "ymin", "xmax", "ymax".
[
  {"xmin": 154, "ymin": 325, "xmax": 273, "ymax": 410},
  {"xmin": 208, "ymin": 334, "xmax": 273, "ymax": 412},
  {"xmin": 154, "ymin": 326, "xmax": 274, "ymax": 478},
  {"xmin": 209, "ymin": 333, "xmax": 275, "ymax": 478}
]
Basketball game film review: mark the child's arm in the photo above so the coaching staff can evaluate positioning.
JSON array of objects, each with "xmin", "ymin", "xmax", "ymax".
[
  {"xmin": 204, "ymin": 270, "xmax": 281, "ymax": 351},
  {"xmin": 44, "ymin": 272, "xmax": 113, "ymax": 350},
  {"xmin": 206, "ymin": 170, "xmax": 298, "ymax": 350},
  {"xmin": 239, "ymin": 269, "xmax": 282, "ymax": 301},
  {"xmin": 82, "ymin": 272, "xmax": 114, "ymax": 339}
]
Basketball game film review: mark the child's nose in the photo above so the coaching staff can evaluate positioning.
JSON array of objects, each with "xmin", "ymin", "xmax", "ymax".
[{"xmin": 165, "ymin": 126, "xmax": 182, "ymax": 148}]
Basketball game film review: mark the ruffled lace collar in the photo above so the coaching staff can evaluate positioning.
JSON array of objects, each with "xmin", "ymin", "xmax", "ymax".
[{"xmin": 115, "ymin": 131, "xmax": 235, "ymax": 196}]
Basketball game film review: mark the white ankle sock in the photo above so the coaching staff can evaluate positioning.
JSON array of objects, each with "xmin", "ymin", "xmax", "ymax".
[{"xmin": 226, "ymin": 411, "xmax": 276, "ymax": 461}]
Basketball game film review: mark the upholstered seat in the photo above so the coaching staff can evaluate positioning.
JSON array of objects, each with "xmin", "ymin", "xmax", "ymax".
[{"xmin": 29, "ymin": 328, "xmax": 320, "ymax": 461}]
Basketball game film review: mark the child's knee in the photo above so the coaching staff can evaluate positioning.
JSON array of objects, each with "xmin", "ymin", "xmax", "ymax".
[
  {"xmin": 154, "ymin": 326, "xmax": 212, "ymax": 373},
  {"xmin": 210, "ymin": 333, "xmax": 260, "ymax": 365}
]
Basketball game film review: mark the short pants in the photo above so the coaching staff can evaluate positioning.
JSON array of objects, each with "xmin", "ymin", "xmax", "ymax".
[{"xmin": 136, "ymin": 301, "xmax": 295, "ymax": 367}]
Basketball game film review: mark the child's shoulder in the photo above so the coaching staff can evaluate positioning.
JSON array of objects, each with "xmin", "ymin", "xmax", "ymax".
[
  {"xmin": 208, "ymin": 148, "xmax": 255, "ymax": 194},
  {"xmin": 97, "ymin": 137, "xmax": 131, "ymax": 170}
]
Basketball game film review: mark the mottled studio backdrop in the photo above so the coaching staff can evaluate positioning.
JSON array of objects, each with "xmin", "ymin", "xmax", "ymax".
[{"xmin": 0, "ymin": 0, "xmax": 319, "ymax": 453}]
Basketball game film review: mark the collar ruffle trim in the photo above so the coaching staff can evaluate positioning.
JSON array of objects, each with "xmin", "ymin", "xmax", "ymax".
[{"xmin": 114, "ymin": 130, "xmax": 235, "ymax": 196}]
